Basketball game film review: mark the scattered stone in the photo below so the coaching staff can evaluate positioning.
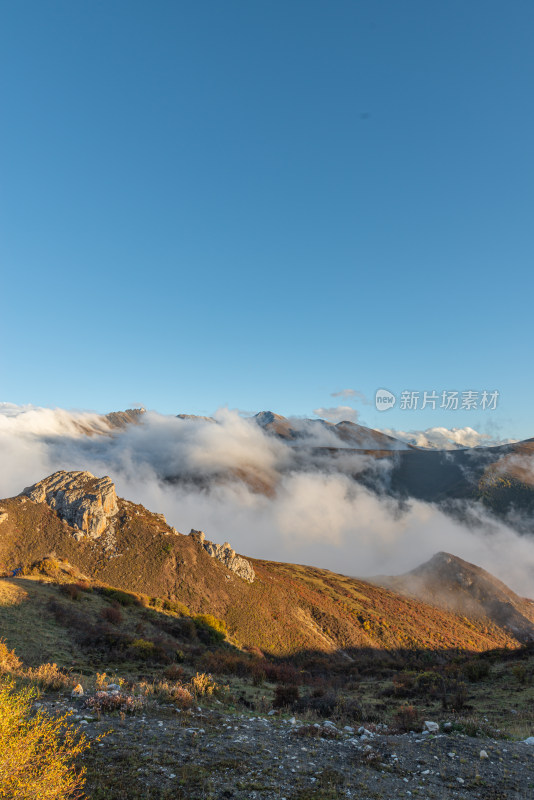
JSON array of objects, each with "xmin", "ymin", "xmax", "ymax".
[
  {"xmin": 480, "ymin": 749, "xmax": 489, "ymax": 759},
  {"xmin": 423, "ymin": 721, "xmax": 439, "ymax": 734},
  {"xmin": 524, "ymin": 737, "xmax": 534, "ymax": 745}
]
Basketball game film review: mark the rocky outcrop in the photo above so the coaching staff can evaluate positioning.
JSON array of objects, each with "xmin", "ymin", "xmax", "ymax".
[
  {"xmin": 189, "ymin": 529, "xmax": 255, "ymax": 583},
  {"xmin": 104, "ymin": 408, "xmax": 146, "ymax": 429},
  {"xmin": 21, "ymin": 471, "xmax": 118, "ymax": 539}
]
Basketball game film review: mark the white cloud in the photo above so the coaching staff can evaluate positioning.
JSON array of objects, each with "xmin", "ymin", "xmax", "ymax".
[
  {"xmin": 381, "ymin": 426, "xmax": 516, "ymax": 450},
  {"xmin": 331, "ymin": 389, "xmax": 370, "ymax": 404},
  {"xmin": 0, "ymin": 403, "xmax": 532, "ymax": 596},
  {"xmin": 313, "ymin": 406, "xmax": 359, "ymax": 423}
]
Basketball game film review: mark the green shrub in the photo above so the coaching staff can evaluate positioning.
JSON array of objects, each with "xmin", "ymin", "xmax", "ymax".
[
  {"xmin": 393, "ymin": 704, "xmax": 420, "ymax": 732},
  {"xmin": 463, "ymin": 660, "xmax": 491, "ymax": 682},
  {"xmin": 162, "ymin": 598, "xmax": 191, "ymax": 616},
  {"xmin": 511, "ymin": 663, "xmax": 529, "ymax": 684},
  {"xmin": 101, "ymin": 588, "xmax": 138, "ymax": 606},
  {"xmin": 195, "ymin": 614, "xmax": 227, "ymax": 643},
  {"xmin": 129, "ymin": 638, "xmax": 156, "ymax": 659},
  {"xmin": 273, "ymin": 685, "xmax": 299, "ymax": 708},
  {"xmin": 195, "ymin": 614, "xmax": 226, "ymax": 634}
]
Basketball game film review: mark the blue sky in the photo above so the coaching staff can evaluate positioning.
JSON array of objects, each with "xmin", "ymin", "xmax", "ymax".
[{"xmin": 1, "ymin": 1, "xmax": 533, "ymax": 438}]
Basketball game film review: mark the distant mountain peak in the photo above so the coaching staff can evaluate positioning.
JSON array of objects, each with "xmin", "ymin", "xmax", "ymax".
[
  {"xmin": 254, "ymin": 411, "xmax": 287, "ymax": 425},
  {"xmin": 105, "ymin": 408, "xmax": 146, "ymax": 429},
  {"xmin": 376, "ymin": 551, "xmax": 534, "ymax": 642}
]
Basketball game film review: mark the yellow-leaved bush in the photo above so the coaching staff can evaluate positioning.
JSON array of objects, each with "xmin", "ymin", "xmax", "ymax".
[{"xmin": 0, "ymin": 678, "xmax": 91, "ymax": 800}]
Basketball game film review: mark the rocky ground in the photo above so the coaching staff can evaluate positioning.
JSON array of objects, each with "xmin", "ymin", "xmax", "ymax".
[{"xmin": 37, "ymin": 692, "xmax": 534, "ymax": 800}]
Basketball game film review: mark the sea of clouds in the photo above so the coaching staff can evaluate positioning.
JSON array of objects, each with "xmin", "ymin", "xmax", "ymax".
[{"xmin": 1, "ymin": 402, "xmax": 533, "ymax": 596}]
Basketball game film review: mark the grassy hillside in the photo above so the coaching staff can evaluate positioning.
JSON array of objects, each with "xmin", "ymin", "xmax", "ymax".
[{"xmin": 0, "ymin": 491, "xmax": 525, "ymax": 659}]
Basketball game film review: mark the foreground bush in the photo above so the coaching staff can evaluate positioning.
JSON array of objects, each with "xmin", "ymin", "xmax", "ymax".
[
  {"xmin": 0, "ymin": 679, "xmax": 90, "ymax": 800},
  {"xmin": 85, "ymin": 690, "xmax": 144, "ymax": 715},
  {"xmin": 393, "ymin": 704, "xmax": 420, "ymax": 732}
]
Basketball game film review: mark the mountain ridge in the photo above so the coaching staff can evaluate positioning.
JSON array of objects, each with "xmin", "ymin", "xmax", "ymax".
[{"xmin": 0, "ymin": 470, "xmax": 530, "ymax": 656}]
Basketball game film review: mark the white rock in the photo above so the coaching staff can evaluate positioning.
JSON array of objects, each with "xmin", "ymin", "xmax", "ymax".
[
  {"xmin": 480, "ymin": 750, "xmax": 489, "ymax": 759},
  {"xmin": 524, "ymin": 737, "xmax": 534, "ymax": 745},
  {"xmin": 423, "ymin": 721, "xmax": 439, "ymax": 733},
  {"xmin": 22, "ymin": 471, "xmax": 118, "ymax": 539},
  {"xmin": 289, "ymin": 716, "xmax": 296, "ymax": 725}
]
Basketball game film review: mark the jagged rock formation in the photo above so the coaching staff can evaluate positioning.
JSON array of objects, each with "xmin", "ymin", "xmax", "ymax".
[
  {"xmin": 21, "ymin": 471, "xmax": 118, "ymax": 539},
  {"xmin": 189, "ymin": 529, "xmax": 255, "ymax": 583}
]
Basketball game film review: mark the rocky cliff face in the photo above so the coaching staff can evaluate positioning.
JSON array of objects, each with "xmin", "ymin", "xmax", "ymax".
[
  {"xmin": 21, "ymin": 471, "xmax": 118, "ymax": 539},
  {"xmin": 189, "ymin": 529, "xmax": 255, "ymax": 583}
]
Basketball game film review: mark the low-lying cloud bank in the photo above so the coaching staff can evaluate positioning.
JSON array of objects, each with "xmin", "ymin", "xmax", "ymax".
[
  {"xmin": 381, "ymin": 425, "xmax": 516, "ymax": 450},
  {"xmin": 0, "ymin": 403, "xmax": 532, "ymax": 596}
]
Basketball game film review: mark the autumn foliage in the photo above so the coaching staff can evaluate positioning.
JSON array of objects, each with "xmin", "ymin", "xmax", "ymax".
[{"xmin": 0, "ymin": 679, "xmax": 90, "ymax": 800}]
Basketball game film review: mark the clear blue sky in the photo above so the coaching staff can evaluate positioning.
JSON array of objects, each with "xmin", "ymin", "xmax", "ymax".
[{"xmin": 1, "ymin": 1, "xmax": 533, "ymax": 438}]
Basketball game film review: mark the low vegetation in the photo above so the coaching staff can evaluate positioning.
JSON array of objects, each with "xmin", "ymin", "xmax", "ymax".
[
  {"xmin": 0, "ymin": 562, "xmax": 533, "ymax": 799},
  {"xmin": 0, "ymin": 678, "xmax": 90, "ymax": 800}
]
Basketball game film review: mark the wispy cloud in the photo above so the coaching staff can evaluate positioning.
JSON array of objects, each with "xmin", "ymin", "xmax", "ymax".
[
  {"xmin": 313, "ymin": 406, "xmax": 359, "ymax": 423},
  {"xmin": 331, "ymin": 389, "xmax": 370, "ymax": 404}
]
